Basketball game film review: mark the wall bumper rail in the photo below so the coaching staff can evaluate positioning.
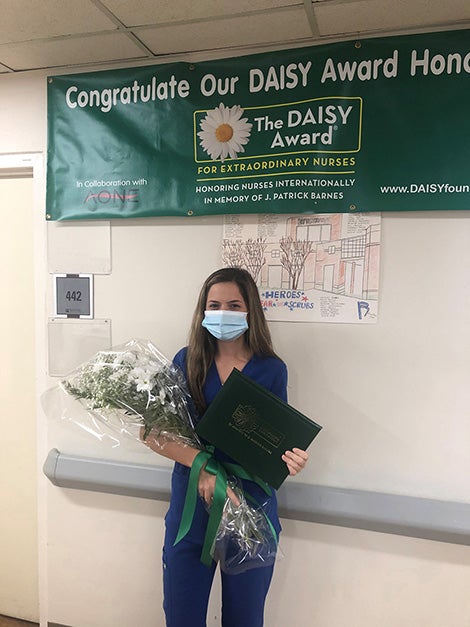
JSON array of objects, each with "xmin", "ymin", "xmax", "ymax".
[{"xmin": 44, "ymin": 448, "xmax": 470, "ymax": 546}]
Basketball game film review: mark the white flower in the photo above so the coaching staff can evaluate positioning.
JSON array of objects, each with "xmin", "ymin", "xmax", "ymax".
[
  {"xmin": 136, "ymin": 380, "xmax": 152, "ymax": 392},
  {"xmin": 129, "ymin": 366, "xmax": 153, "ymax": 392},
  {"xmin": 198, "ymin": 103, "xmax": 252, "ymax": 163}
]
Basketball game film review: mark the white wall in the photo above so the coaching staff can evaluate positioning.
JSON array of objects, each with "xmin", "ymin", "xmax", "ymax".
[{"xmin": 1, "ymin": 62, "xmax": 470, "ymax": 627}]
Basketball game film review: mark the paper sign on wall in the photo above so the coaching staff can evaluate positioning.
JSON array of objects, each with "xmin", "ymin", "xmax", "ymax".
[{"xmin": 222, "ymin": 213, "xmax": 381, "ymax": 323}]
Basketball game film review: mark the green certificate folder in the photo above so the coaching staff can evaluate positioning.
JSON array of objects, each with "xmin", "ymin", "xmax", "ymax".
[{"xmin": 196, "ymin": 368, "xmax": 322, "ymax": 489}]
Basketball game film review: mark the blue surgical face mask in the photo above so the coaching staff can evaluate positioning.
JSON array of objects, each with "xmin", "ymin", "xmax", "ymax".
[{"xmin": 201, "ymin": 310, "xmax": 248, "ymax": 341}]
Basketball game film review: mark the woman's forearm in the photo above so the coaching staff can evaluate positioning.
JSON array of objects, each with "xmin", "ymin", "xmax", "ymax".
[{"xmin": 142, "ymin": 433, "xmax": 201, "ymax": 468}]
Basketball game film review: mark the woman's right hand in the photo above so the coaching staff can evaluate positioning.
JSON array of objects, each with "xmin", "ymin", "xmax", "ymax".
[
  {"xmin": 140, "ymin": 435, "xmax": 240, "ymax": 506},
  {"xmin": 198, "ymin": 467, "xmax": 216, "ymax": 505},
  {"xmin": 198, "ymin": 466, "xmax": 240, "ymax": 507}
]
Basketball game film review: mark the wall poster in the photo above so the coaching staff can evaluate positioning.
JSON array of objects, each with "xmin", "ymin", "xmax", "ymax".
[{"xmin": 222, "ymin": 213, "xmax": 381, "ymax": 323}]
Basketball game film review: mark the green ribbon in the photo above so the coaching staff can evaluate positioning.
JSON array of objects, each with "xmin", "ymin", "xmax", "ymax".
[{"xmin": 174, "ymin": 449, "xmax": 276, "ymax": 567}]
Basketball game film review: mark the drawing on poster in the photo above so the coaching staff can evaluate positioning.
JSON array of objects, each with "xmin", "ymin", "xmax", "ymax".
[{"xmin": 222, "ymin": 213, "xmax": 381, "ymax": 323}]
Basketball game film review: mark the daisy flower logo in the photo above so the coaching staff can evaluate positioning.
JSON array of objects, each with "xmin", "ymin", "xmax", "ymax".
[{"xmin": 198, "ymin": 103, "xmax": 252, "ymax": 163}]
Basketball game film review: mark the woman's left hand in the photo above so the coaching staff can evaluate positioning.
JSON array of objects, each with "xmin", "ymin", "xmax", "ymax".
[{"xmin": 282, "ymin": 448, "xmax": 309, "ymax": 476}]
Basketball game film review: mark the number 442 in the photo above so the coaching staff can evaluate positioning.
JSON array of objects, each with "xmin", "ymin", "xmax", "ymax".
[{"xmin": 66, "ymin": 290, "xmax": 82, "ymax": 301}]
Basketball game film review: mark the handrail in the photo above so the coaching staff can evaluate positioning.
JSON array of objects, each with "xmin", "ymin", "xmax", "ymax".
[{"xmin": 44, "ymin": 448, "xmax": 470, "ymax": 546}]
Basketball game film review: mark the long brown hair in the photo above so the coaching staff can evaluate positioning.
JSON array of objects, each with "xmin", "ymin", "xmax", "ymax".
[{"xmin": 186, "ymin": 267, "xmax": 280, "ymax": 415}]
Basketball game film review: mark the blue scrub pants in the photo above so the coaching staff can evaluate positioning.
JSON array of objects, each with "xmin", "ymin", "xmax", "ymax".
[{"xmin": 162, "ymin": 533, "xmax": 275, "ymax": 627}]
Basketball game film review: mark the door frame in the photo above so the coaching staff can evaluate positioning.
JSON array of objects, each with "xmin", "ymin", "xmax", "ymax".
[{"xmin": 0, "ymin": 153, "xmax": 48, "ymax": 627}]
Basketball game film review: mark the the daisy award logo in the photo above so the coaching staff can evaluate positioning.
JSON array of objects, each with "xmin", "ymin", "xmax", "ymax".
[{"xmin": 197, "ymin": 103, "xmax": 252, "ymax": 163}]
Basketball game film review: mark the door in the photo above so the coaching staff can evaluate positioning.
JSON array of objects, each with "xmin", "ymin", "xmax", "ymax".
[
  {"xmin": 322, "ymin": 264, "xmax": 334, "ymax": 292},
  {"xmin": 0, "ymin": 176, "xmax": 39, "ymax": 622},
  {"xmin": 267, "ymin": 263, "xmax": 282, "ymax": 288},
  {"xmin": 344, "ymin": 261, "xmax": 364, "ymax": 298}
]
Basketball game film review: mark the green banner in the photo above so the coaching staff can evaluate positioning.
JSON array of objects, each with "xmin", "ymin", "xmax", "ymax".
[{"xmin": 47, "ymin": 28, "xmax": 470, "ymax": 220}]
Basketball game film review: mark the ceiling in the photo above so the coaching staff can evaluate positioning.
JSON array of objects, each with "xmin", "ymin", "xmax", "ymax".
[{"xmin": 1, "ymin": 0, "xmax": 470, "ymax": 75}]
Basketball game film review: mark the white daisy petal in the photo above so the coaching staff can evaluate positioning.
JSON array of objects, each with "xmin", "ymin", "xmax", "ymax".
[
  {"xmin": 201, "ymin": 117, "xmax": 221, "ymax": 131},
  {"xmin": 230, "ymin": 141, "xmax": 243, "ymax": 153},
  {"xmin": 210, "ymin": 146, "xmax": 222, "ymax": 160},
  {"xmin": 221, "ymin": 106, "xmax": 231, "ymax": 124},
  {"xmin": 220, "ymin": 144, "xmax": 230, "ymax": 161},
  {"xmin": 230, "ymin": 107, "xmax": 244, "ymax": 122}
]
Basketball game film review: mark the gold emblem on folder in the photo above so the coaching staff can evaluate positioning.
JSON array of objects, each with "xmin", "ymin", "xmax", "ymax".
[
  {"xmin": 230, "ymin": 403, "xmax": 285, "ymax": 452},
  {"xmin": 232, "ymin": 404, "xmax": 258, "ymax": 433}
]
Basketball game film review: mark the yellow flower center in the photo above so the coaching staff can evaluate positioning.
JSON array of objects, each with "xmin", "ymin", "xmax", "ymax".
[{"xmin": 215, "ymin": 123, "xmax": 234, "ymax": 143}]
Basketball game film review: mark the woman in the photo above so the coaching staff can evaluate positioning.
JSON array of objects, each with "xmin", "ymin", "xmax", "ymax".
[{"xmin": 145, "ymin": 267, "xmax": 308, "ymax": 627}]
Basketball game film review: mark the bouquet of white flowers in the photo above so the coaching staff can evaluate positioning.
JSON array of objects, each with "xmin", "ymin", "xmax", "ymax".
[
  {"xmin": 45, "ymin": 338, "xmax": 280, "ymax": 573},
  {"xmin": 54, "ymin": 338, "xmax": 201, "ymax": 450}
]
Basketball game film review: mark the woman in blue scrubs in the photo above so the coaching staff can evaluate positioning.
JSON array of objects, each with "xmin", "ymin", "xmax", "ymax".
[{"xmin": 146, "ymin": 267, "xmax": 308, "ymax": 627}]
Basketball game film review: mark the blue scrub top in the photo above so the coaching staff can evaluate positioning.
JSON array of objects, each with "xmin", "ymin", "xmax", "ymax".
[
  {"xmin": 165, "ymin": 347, "xmax": 288, "ymax": 542},
  {"xmin": 173, "ymin": 347, "xmax": 288, "ymax": 406}
]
